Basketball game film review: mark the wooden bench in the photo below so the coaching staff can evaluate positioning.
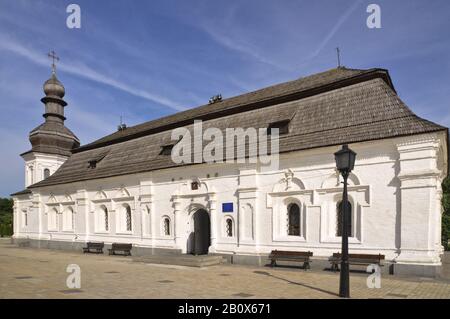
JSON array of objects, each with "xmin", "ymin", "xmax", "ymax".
[
  {"xmin": 269, "ymin": 250, "xmax": 313, "ymax": 270},
  {"xmin": 108, "ymin": 243, "xmax": 132, "ymax": 256},
  {"xmin": 82, "ymin": 242, "xmax": 104, "ymax": 254},
  {"xmin": 329, "ymin": 253, "xmax": 385, "ymax": 272}
]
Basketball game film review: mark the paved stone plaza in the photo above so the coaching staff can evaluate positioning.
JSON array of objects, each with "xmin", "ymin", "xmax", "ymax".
[{"xmin": 1, "ymin": 239, "xmax": 449, "ymax": 299}]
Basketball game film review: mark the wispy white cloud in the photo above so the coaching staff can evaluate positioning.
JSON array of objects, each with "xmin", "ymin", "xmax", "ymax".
[
  {"xmin": 68, "ymin": 106, "xmax": 117, "ymax": 140},
  {"xmin": 189, "ymin": 3, "xmax": 287, "ymax": 71},
  {"xmin": 201, "ymin": 26, "xmax": 286, "ymax": 70},
  {"xmin": 0, "ymin": 36, "xmax": 188, "ymax": 112},
  {"xmin": 308, "ymin": 0, "xmax": 363, "ymax": 60},
  {"xmin": 189, "ymin": 1, "xmax": 363, "ymax": 75}
]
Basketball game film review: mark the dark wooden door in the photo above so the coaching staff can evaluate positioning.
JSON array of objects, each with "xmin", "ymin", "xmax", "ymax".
[{"xmin": 193, "ymin": 209, "xmax": 210, "ymax": 255}]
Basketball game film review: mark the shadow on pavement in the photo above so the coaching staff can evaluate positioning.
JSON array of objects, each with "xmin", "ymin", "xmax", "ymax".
[{"xmin": 253, "ymin": 270, "xmax": 339, "ymax": 297}]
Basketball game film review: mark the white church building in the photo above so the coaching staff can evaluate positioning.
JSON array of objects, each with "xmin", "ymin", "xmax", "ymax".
[{"xmin": 12, "ymin": 65, "xmax": 448, "ymax": 276}]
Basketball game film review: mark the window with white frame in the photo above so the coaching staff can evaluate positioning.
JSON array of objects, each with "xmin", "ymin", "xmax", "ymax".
[
  {"xmin": 225, "ymin": 217, "xmax": 233, "ymax": 237},
  {"xmin": 96, "ymin": 205, "xmax": 109, "ymax": 232},
  {"xmin": 162, "ymin": 217, "xmax": 170, "ymax": 236},
  {"xmin": 62, "ymin": 207, "xmax": 74, "ymax": 231},
  {"xmin": 126, "ymin": 205, "xmax": 132, "ymax": 231},
  {"xmin": 287, "ymin": 203, "xmax": 301, "ymax": 236},
  {"xmin": 118, "ymin": 204, "xmax": 132, "ymax": 233},
  {"xmin": 104, "ymin": 206, "xmax": 109, "ymax": 231},
  {"xmin": 48, "ymin": 208, "xmax": 58, "ymax": 231},
  {"xmin": 43, "ymin": 168, "xmax": 50, "ymax": 179}
]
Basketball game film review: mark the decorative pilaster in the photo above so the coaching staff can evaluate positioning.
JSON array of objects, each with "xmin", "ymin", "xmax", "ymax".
[
  {"xmin": 140, "ymin": 194, "xmax": 153, "ymax": 237},
  {"xmin": 395, "ymin": 136, "xmax": 444, "ymax": 264},
  {"xmin": 12, "ymin": 199, "xmax": 19, "ymax": 237},
  {"xmin": 237, "ymin": 166, "xmax": 259, "ymax": 251},
  {"xmin": 139, "ymin": 180, "xmax": 153, "ymax": 239},
  {"xmin": 237, "ymin": 188, "xmax": 258, "ymax": 248},
  {"xmin": 76, "ymin": 190, "xmax": 88, "ymax": 240},
  {"xmin": 32, "ymin": 193, "xmax": 42, "ymax": 238},
  {"xmin": 208, "ymin": 192, "xmax": 217, "ymax": 253},
  {"xmin": 173, "ymin": 195, "xmax": 182, "ymax": 248}
]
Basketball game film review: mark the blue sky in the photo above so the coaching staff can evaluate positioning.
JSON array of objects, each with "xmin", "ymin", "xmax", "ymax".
[{"xmin": 0, "ymin": 0, "xmax": 449, "ymax": 196}]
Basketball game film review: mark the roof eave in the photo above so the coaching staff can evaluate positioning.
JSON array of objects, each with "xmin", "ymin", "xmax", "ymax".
[
  {"xmin": 30, "ymin": 127, "xmax": 447, "ymax": 190},
  {"xmin": 11, "ymin": 189, "xmax": 32, "ymax": 197}
]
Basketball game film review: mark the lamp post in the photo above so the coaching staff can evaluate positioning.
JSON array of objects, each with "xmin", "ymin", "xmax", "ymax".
[{"xmin": 334, "ymin": 144, "xmax": 356, "ymax": 298}]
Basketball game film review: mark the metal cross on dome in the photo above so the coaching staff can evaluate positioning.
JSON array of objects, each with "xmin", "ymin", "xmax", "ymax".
[{"xmin": 47, "ymin": 50, "xmax": 59, "ymax": 74}]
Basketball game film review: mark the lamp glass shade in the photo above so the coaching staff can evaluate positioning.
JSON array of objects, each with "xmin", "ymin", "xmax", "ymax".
[{"xmin": 334, "ymin": 144, "xmax": 356, "ymax": 173}]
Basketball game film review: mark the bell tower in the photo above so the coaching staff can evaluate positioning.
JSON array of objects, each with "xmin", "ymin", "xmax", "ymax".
[{"xmin": 21, "ymin": 52, "xmax": 80, "ymax": 187}]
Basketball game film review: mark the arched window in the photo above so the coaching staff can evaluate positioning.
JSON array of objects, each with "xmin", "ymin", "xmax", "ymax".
[
  {"xmin": 336, "ymin": 201, "xmax": 352, "ymax": 237},
  {"xmin": 48, "ymin": 208, "xmax": 58, "ymax": 231},
  {"xmin": 126, "ymin": 205, "xmax": 132, "ymax": 231},
  {"xmin": 163, "ymin": 217, "xmax": 170, "ymax": 236},
  {"xmin": 287, "ymin": 203, "xmax": 300, "ymax": 236},
  {"xmin": 23, "ymin": 211, "xmax": 28, "ymax": 227},
  {"xmin": 63, "ymin": 207, "xmax": 74, "ymax": 231},
  {"xmin": 43, "ymin": 168, "xmax": 50, "ymax": 179},
  {"xmin": 97, "ymin": 205, "xmax": 108, "ymax": 232},
  {"xmin": 226, "ymin": 218, "xmax": 233, "ymax": 237},
  {"xmin": 104, "ymin": 206, "xmax": 109, "ymax": 231}
]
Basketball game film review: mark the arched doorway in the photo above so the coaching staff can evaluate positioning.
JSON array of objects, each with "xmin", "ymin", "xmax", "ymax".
[{"xmin": 192, "ymin": 209, "xmax": 211, "ymax": 255}]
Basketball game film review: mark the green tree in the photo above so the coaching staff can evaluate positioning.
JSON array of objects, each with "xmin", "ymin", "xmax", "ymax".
[
  {"xmin": 0, "ymin": 197, "xmax": 13, "ymax": 237},
  {"xmin": 442, "ymin": 176, "xmax": 450, "ymax": 250}
]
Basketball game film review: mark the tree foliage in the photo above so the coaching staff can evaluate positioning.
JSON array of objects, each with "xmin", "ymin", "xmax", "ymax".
[
  {"xmin": 442, "ymin": 176, "xmax": 450, "ymax": 250},
  {"xmin": 0, "ymin": 198, "xmax": 13, "ymax": 237}
]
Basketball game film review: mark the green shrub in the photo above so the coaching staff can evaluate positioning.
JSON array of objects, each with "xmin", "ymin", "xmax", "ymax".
[
  {"xmin": 0, "ymin": 198, "xmax": 13, "ymax": 238},
  {"xmin": 443, "ymin": 176, "xmax": 450, "ymax": 250}
]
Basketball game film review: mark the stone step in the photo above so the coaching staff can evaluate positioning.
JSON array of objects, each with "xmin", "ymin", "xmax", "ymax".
[{"xmin": 133, "ymin": 254, "xmax": 225, "ymax": 267}]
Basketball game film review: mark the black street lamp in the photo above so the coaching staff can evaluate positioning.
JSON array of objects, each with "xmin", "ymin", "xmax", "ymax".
[{"xmin": 334, "ymin": 144, "xmax": 356, "ymax": 298}]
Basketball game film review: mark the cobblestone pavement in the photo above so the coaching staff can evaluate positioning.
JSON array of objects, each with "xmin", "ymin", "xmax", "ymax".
[{"xmin": 1, "ymin": 239, "xmax": 449, "ymax": 299}]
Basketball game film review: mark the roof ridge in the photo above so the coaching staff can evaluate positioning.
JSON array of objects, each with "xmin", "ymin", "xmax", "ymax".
[{"xmin": 74, "ymin": 67, "xmax": 390, "ymax": 153}]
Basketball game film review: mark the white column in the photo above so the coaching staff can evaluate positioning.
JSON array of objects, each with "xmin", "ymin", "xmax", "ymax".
[{"xmin": 209, "ymin": 192, "xmax": 217, "ymax": 253}]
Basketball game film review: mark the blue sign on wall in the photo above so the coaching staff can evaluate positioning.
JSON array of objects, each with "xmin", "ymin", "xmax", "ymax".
[{"xmin": 222, "ymin": 203, "xmax": 234, "ymax": 213}]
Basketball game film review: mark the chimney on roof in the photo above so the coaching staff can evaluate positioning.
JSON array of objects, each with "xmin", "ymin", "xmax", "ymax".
[
  {"xmin": 208, "ymin": 94, "xmax": 222, "ymax": 104},
  {"xmin": 117, "ymin": 115, "xmax": 127, "ymax": 131}
]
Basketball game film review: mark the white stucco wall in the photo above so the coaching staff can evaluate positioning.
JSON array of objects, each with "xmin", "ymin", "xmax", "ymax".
[
  {"xmin": 22, "ymin": 152, "xmax": 68, "ymax": 187},
  {"xmin": 13, "ymin": 131, "xmax": 448, "ymax": 265}
]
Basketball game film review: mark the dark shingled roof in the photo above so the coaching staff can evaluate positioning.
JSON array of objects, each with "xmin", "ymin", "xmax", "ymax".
[
  {"xmin": 75, "ymin": 67, "xmax": 393, "ymax": 152},
  {"xmin": 22, "ymin": 121, "xmax": 80, "ymax": 157},
  {"xmin": 28, "ymin": 67, "xmax": 446, "ymax": 189},
  {"xmin": 10, "ymin": 189, "xmax": 32, "ymax": 196}
]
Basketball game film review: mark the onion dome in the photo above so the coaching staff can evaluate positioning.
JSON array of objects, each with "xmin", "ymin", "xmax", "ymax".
[
  {"xmin": 22, "ymin": 69, "xmax": 79, "ymax": 157},
  {"xmin": 43, "ymin": 72, "xmax": 65, "ymax": 98}
]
